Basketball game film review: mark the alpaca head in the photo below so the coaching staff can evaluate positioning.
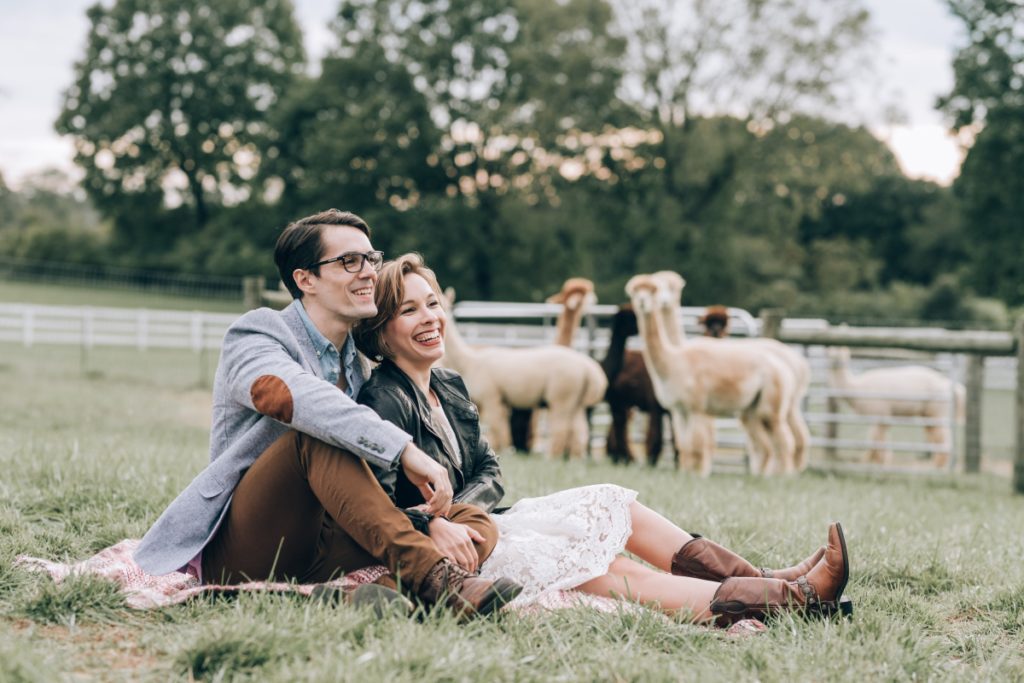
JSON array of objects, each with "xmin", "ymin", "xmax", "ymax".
[
  {"xmin": 651, "ymin": 271, "xmax": 685, "ymax": 310},
  {"xmin": 612, "ymin": 304, "xmax": 639, "ymax": 337},
  {"xmin": 546, "ymin": 277, "xmax": 597, "ymax": 312},
  {"xmin": 625, "ymin": 274, "xmax": 659, "ymax": 313},
  {"xmin": 441, "ymin": 286, "xmax": 456, "ymax": 313},
  {"xmin": 700, "ymin": 305, "xmax": 730, "ymax": 338},
  {"xmin": 826, "ymin": 346, "xmax": 851, "ymax": 369}
]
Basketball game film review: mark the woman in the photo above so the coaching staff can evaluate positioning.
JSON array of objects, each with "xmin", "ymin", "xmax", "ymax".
[{"xmin": 355, "ymin": 254, "xmax": 850, "ymax": 625}]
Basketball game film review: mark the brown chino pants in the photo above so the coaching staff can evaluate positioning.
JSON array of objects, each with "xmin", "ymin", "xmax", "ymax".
[{"xmin": 202, "ymin": 431, "xmax": 499, "ymax": 592}]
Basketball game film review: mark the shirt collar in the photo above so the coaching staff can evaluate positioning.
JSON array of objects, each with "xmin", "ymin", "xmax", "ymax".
[{"xmin": 295, "ymin": 300, "xmax": 336, "ymax": 360}]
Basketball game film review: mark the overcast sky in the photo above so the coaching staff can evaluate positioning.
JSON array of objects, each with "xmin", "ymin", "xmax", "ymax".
[{"xmin": 0, "ymin": 0, "xmax": 965, "ymax": 190}]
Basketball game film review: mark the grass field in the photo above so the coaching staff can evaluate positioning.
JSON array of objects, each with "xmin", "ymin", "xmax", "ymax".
[
  {"xmin": 1, "ymin": 344, "xmax": 1023, "ymax": 681},
  {"xmin": 0, "ymin": 280, "xmax": 245, "ymax": 313}
]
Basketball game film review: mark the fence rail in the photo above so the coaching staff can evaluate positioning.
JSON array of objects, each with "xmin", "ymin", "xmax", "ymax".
[
  {"xmin": 3, "ymin": 301, "xmax": 1021, "ymax": 491},
  {"xmin": 0, "ymin": 303, "xmax": 237, "ymax": 350}
]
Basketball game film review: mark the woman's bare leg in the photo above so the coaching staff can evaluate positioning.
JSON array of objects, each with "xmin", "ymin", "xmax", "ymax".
[
  {"xmin": 624, "ymin": 501, "xmax": 694, "ymax": 572},
  {"xmin": 576, "ymin": 556, "xmax": 719, "ymax": 621}
]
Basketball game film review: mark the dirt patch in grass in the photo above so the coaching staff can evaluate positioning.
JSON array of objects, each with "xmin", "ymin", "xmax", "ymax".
[{"xmin": 11, "ymin": 619, "xmax": 162, "ymax": 678}]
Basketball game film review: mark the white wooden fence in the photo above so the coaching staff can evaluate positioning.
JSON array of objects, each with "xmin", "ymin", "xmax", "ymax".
[
  {"xmin": 0, "ymin": 303, "xmax": 237, "ymax": 350},
  {"xmin": 2, "ymin": 302, "xmax": 1017, "ymax": 482}
]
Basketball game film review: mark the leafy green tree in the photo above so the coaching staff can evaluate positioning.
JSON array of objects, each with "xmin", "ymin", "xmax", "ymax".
[
  {"xmin": 56, "ymin": 0, "xmax": 305, "ymax": 259},
  {"xmin": 954, "ymin": 107, "xmax": 1024, "ymax": 304},
  {"xmin": 939, "ymin": 0, "xmax": 1024, "ymax": 304},
  {"xmin": 313, "ymin": 0, "xmax": 626, "ymax": 299},
  {"xmin": 938, "ymin": 0, "xmax": 1023, "ymax": 129},
  {"xmin": 0, "ymin": 169, "xmax": 108, "ymax": 264}
]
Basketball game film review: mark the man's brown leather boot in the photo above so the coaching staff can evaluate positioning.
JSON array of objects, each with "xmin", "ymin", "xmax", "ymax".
[
  {"xmin": 418, "ymin": 559, "xmax": 523, "ymax": 621},
  {"xmin": 672, "ymin": 535, "xmax": 825, "ymax": 582},
  {"xmin": 708, "ymin": 522, "xmax": 850, "ymax": 626}
]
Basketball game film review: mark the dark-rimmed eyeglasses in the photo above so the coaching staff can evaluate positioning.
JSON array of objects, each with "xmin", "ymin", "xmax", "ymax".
[{"xmin": 308, "ymin": 250, "xmax": 384, "ymax": 273}]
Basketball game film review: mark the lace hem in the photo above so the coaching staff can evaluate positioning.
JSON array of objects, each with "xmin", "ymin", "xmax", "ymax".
[{"xmin": 480, "ymin": 484, "xmax": 638, "ymax": 606}]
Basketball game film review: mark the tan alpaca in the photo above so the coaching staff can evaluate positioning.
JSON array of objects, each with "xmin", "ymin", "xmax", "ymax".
[
  {"xmin": 826, "ymin": 347, "xmax": 965, "ymax": 468},
  {"xmin": 650, "ymin": 271, "xmax": 811, "ymax": 473},
  {"xmin": 547, "ymin": 277, "xmax": 597, "ymax": 347},
  {"xmin": 440, "ymin": 290, "xmax": 607, "ymax": 459},
  {"xmin": 512, "ymin": 278, "xmax": 598, "ymax": 453},
  {"xmin": 626, "ymin": 274, "xmax": 795, "ymax": 476}
]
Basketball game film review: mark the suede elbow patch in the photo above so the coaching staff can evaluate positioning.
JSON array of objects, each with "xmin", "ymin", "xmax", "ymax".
[{"xmin": 251, "ymin": 375, "xmax": 294, "ymax": 423}]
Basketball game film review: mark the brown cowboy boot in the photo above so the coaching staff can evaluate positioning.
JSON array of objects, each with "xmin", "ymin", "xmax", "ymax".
[
  {"xmin": 418, "ymin": 559, "xmax": 523, "ymax": 621},
  {"xmin": 708, "ymin": 522, "xmax": 850, "ymax": 626},
  {"xmin": 671, "ymin": 534, "xmax": 825, "ymax": 582}
]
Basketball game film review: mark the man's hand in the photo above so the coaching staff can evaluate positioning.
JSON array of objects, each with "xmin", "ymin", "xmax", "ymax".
[
  {"xmin": 399, "ymin": 443, "xmax": 453, "ymax": 516},
  {"xmin": 427, "ymin": 517, "xmax": 485, "ymax": 572}
]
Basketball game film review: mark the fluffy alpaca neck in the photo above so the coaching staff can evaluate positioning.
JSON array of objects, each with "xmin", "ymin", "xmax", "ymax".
[
  {"xmin": 554, "ymin": 300, "xmax": 584, "ymax": 347},
  {"xmin": 828, "ymin": 357, "xmax": 855, "ymax": 390},
  {"xmin": 439, "ymin": 313, "xmax": 477, "ymax": 372},
  {"xmin": 634, "ymin": 303, "xmax": 673, "ymax": 379},
  {"xmin": 659, "ymin": 301, "xmax": 685, "ymax": 345}
]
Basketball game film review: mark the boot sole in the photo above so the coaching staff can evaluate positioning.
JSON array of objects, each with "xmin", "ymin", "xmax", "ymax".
[
  {"xmin": 833, "ymin": 522, "xmax": 849, "ymax": 603},
  {"xmin": 474, "ymin": 578, "xmax": 525, "ymax": 617},
  {"xmin": 808, "ymin": 596, "xmax": 854, "ymax": 619}
]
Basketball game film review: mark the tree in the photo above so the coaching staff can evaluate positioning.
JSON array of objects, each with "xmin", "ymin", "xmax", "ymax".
[
  {"xmin": 590, "ymin": 0, "xmax": 874, "ymax": 303},
  {"xmin": 316, "ymin": 0, "xmax": 627, "ymax": 299},
  {"xmin": 56, "ymin": 0, "xmax": 305, "ymax": 258},
  {"xmin": 939, "ymin": 0, "xmax": 1024, "ymax": 304},
  {"xmin": 938, "ymin": 0, "xmax": 1024, "ymax": 129}
]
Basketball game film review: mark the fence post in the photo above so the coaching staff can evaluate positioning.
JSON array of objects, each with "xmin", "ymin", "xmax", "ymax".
[
  {"xmin": 242, "ymin": 276, "xmax": 263, "ymax": 311},
  {"xmin": 964, "ymin": 354, "xmax": 984, "ymax": 474},
  {"xmin": 759, "ymin": 308, "xmax": 784, "ymax": 339},
  {"xmin": 1015, "ymin": 318, "xmax": 1024, "ymax": 494},
  {"xmin": 23, "ymin": 307, "xmax": 34, "ymax": 348}
]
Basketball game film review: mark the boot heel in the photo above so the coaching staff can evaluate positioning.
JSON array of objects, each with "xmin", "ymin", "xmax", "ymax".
[{"xmin": 807, "ymin": 596, "xmax": 854, "ymax": 619}]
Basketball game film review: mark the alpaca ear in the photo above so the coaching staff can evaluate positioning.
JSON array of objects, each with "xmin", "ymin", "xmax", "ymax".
[
  {"xmin": 546, "ymin": 291, "xmax": 565, "ymax": 304},
  {"xmin": 443, "ymin": 286, "xmax": 456, "ymax": 309}
]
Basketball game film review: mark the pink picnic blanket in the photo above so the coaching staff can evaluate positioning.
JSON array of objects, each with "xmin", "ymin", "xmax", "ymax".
[
  {"xmin": 14, "ymin": 539, "xmax": 388, "ymax": 609},
  {"xmin": 14, "ymin": 540, "xmax": 765, "ymax": 635}
]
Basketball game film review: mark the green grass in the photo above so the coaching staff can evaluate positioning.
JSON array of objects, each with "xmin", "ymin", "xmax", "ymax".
[
  {"xmin": 1, "ymin": 343, "xmax": 1023, "ymax": 680},
  {"xmin": 0, "ymin": 280, "xmax": 245, "ymax": 313}
]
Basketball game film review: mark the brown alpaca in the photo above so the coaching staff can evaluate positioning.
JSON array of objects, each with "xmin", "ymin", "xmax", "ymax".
[
  {"xmin": 511, "ymin": 278, "xmax": 596, "ymax": 453},
  {"xmin": 602, "ymin": 305, "xmax": 676, "ymax": 466},
  {"xmin": 626, "ymin": 274, "xmax": 796, "ymax": 476}
]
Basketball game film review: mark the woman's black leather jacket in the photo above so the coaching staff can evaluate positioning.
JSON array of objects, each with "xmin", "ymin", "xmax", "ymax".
[{"xmin": 357, "ymin": 360, "xmax": 504, "ymax": 529}]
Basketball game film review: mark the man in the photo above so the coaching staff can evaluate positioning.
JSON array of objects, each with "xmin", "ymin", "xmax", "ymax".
[{"xmin": 134, "ymin": 209, "xmax": 521, "ymax": 618}]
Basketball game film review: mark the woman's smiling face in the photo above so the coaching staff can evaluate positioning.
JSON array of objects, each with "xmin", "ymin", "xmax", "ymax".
[{"xmin": 383, "ymin": 271, "xmax": 447, "ymax": 370}]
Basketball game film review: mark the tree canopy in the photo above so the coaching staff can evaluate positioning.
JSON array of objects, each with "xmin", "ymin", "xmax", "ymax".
[{"xmin": 55, "ymin": 0, "xmax": 305, "ymax": 260}]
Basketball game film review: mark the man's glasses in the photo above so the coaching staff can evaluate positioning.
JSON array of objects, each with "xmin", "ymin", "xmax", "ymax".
[{"xmin": 308, "ymin": 250, "xmax": 384, "ymax": 273}]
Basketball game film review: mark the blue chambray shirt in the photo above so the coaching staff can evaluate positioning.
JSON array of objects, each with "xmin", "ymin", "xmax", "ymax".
[{"xmin": 295, "ymin": 301, "xmax": 365, "ymax": 398}]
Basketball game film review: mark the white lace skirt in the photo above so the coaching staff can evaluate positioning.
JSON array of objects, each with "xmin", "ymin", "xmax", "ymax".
[{"xmin": 479, "ymin": 483, "xmax": 637, "ymax": 606}]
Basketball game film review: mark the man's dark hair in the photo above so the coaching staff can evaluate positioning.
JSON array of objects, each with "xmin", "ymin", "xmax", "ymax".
[{"xmin": 274, "ymin": 209, "xmax": 371, "ymax": 299}]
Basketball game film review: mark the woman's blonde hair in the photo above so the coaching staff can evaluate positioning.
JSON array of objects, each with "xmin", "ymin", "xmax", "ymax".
[{"xmin": 353, "ymin": 252, "xmax": 444, "ymax": 361}]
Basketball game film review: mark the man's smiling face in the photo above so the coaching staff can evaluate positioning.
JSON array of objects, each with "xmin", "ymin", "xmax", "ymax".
[{"xmin": 303, "ymin": 225, "xmax": 379, "ymax": 326}]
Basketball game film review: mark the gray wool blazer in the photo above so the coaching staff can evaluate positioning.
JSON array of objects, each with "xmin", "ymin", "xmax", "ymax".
[{"xmin": 133, "ymin": 300, "xmax": 412, "ymax": 576}]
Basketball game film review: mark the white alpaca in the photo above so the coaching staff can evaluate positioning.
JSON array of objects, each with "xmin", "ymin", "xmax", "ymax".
[
  {"xmin": 826, "ymin": 347, "xmax": 965, "ymax": 468},
  {"xmin": 441, "ymin": 291, "xmax": 607, "ymax": 459},
  {"xmin": 625, "ymin": 274, "xmax": 795, "ymax": 476},
  {"xmin": 650, "ymin": 271, "xmax": 811, "ymax": 473}
]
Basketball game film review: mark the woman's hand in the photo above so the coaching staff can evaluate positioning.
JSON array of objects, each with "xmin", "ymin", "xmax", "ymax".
[
  {"xmin": 399, "ymin": 443, "xmax": 453, "ymax": 516},
  {"xmin": 427, "ymin": 517, "xmax": 485, "ymax": 572}
]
